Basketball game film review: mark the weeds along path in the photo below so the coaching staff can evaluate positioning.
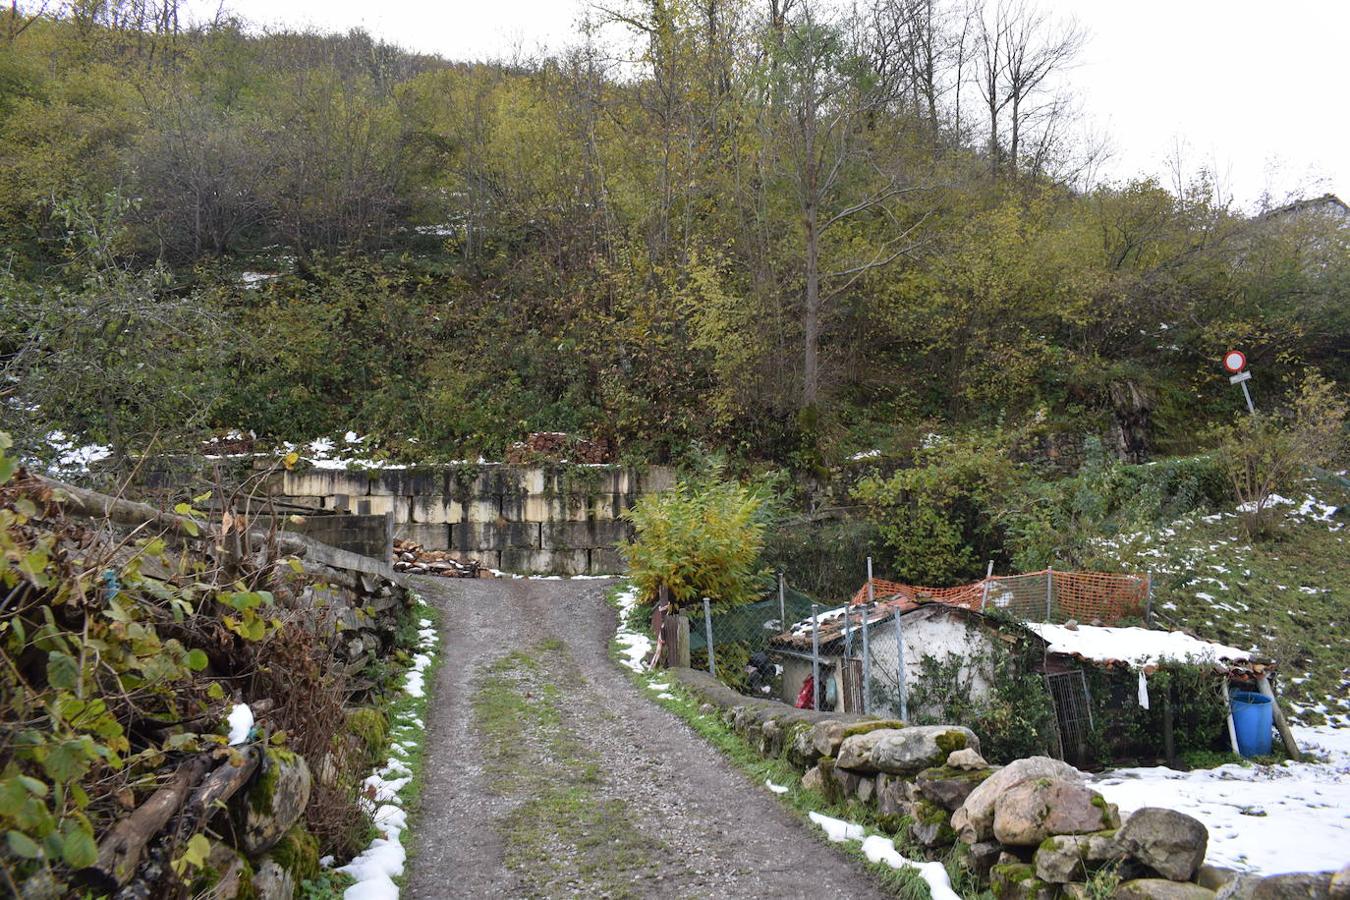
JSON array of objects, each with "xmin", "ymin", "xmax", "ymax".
[{"xmin": 404, "ymin": 576, "xmax": 890, "ymax": 899}]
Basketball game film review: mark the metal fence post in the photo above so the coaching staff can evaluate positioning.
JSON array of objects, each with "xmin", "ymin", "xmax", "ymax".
[
  {"xmin": 866, "ymin": 556, "xmax": 875, "ymax": 603},
  {"xmin": 1045, "ymin": 566, "xmax": 1054, "ymax": 621},
  {"xmin": 862, "ymin": 606, "xmax": 871, "ymax": 715},
  {"xmin": 811, "ymin": 603, "xmax": 821, "ymax": 711},
  {"xmin": 980, "ymin": 560, "xmax": 993, "ymax": 610},
  {"xmin": 703, "ymin": 597, "xmax": 715, "ymax": 678},
  {"xmin": 1144, "ymin": 573, "xmax": 1154, "ymax": 627},
  {"xmin": 778, "ymin": 571, "xmax": 786, "ymax": 631},
  {"xmin": 894, "ymin": 608, "xmax": 908, "ymax": 721}
]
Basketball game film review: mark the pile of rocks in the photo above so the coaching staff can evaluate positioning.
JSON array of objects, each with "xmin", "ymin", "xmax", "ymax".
[{"xmin": 669, "ymin": 668, "xmax": 1347, "ymax": 900}]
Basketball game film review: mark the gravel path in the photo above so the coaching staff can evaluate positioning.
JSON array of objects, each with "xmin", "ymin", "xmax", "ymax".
[{"xmin": 404, "ymin": 576, "xmax": 890, "ymax": 899}]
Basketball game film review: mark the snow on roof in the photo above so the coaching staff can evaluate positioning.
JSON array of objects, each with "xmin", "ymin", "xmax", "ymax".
[{"xmin": 1027, "ymin": 622, "xmax": 1251, "ymax": 671}]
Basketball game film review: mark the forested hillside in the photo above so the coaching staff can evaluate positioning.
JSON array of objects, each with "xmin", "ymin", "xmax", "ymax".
[{"xmin": 2, "ymin": 0, "xmax": 1344, "ymax": 471}]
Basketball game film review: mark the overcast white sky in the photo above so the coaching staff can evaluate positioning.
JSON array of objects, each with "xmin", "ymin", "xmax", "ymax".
[{"xmin": 187, "ymin": 0, "xmax": 1348, "ymax": 210}]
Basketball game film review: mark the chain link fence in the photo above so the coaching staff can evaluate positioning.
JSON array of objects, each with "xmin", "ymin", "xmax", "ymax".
[{"xmin": 688, "ymin": 566, "xmax": 1153, "ymax": 721}]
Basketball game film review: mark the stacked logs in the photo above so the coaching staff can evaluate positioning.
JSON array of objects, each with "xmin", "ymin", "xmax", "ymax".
[{"xmin": 392, "ymin": 539, "xmax": 488, "ymax": 578}]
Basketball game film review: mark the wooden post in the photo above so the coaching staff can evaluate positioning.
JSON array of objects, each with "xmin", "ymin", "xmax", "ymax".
[
  {"xmin": 1257, "ymin": 674, "xmax": 1300, "ymax": 760},
  {"xmin": 672, "ymin": 615, "xmax": 690, "ymax": 668}
]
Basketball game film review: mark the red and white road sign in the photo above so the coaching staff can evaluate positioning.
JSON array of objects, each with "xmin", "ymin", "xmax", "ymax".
[{"xmin": 1223, "ymin": 350, "xmax": 1246, "ymax": 374}]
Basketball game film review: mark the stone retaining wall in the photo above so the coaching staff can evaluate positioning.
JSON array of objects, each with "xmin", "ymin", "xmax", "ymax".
[
  {"xmin": 267, "ymin": 463, "xmax": 676, "ymax": 575},
  {"xmin": 669, "ymin": 668, "xmax": 1343, "ymax": 900}
]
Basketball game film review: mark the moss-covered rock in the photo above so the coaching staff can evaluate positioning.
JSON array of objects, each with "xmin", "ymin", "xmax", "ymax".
[
  {"xmin": 991, "ymin": 862, "xmax": 1061, "ymax": 900},
  {"xmin": 842, "ymin": 719, "xmax": 905, "ymax": 739},
  {"xmin": 237, "ymin": 748, "xmax": 313, "ymax": 856},
  {"xmin": 869, "ymin": 725, "xmax": 981, "ymax": 774},
  {"xmin": 345, "ymin": 707, "xmax": 388, "ymax": 768},
  {"xmin": 266, "ymin": 825, "xmax": 320, "ymax": 886},
  {"xmin": 910, "ymin": 798, "xmax": 957, "ymax": 849},
  {"xmin": 916, "ymin": 764, "xmax": 994, "ymax": 811}
]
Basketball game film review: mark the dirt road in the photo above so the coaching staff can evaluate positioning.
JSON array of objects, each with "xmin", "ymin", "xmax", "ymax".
[{"xmin": 403, "ymin": 576, "xmax": 889, "ymax": 899}]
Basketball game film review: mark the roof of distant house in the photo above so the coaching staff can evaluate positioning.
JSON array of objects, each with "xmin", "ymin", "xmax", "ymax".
[{"xmin": 1260, "ymin": 192, "xmax": 1349, "ymax": 220}]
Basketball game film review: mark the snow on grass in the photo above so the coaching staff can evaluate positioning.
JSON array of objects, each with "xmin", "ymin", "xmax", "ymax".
[
  {"xmin": 612, "ymin": 583, "xmax": 653, "ymax": 673},
  {"xmin": 765, "ymin": 779, "xmax": 789, "ymax": 795},
  {"xmin": 336, "ymin": 612, "xmax": 438, "ymax": 899},
  {"xmin": 859, "ymin": 835, "xmax": 961, "ymax": 900},
  {"xmin": 808, "ymin": 811, "xmax": 865, "ymax": 842},
  {"xmin": 806, "ymin": 813, "xmax": 961, "ymax": 899},
  {"xmin": 1092, "ymin": 721, "xmax": 1350, "ymax": 876}
]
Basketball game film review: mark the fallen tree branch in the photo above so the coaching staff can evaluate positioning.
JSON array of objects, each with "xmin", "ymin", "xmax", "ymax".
[{"xmin": 80, "ymin": 753, "xmax": 215, "ymax": 892}]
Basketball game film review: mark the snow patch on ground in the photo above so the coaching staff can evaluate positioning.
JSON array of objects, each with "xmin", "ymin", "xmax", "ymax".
[
  {"xmin": 806, "ymin": 814, "xmax": 961, "ymax": 899},
  {"xmin": 1093, "ymin": 723, "xmax": 1350, "ymax": 876},
  {"xmin": 336, "ymin": 613, "xmax": 438, "ymax": 899},
  {"xmin": 808, "ymin": 811, "xmax": 865, "ymax": 842},
  {"xmin": 42, "ymin": 431, "xmax": 113, "ymax": 474},
  {"xmin": 765, "ymin": 779, "xmax": 789, "ymax": 794},
  {"xmin": 859, "ymin": 835, "xmax": 961, "ymax": 900},
  {"xmin": 613, "ymin": 584, "xmax": 653, "ymax": 673},
  {"xmin": 225, "ymin": 703, "xmax": 253, "ymax": 746}
]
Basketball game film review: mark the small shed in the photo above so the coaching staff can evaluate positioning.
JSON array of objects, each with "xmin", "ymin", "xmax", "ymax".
[{"xmin": 767, "ymin": 601, "xmax": 1038, "ymax": 717}]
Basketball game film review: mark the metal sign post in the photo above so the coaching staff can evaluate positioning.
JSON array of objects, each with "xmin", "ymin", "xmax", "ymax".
[{"xmin": 1224, "ymin": 350, "xmax": 1255, "ymax": 415}]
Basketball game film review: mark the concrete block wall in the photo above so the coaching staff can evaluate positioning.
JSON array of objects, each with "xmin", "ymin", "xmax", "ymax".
[{"xmin": 270, "ymin": 463, "xmax": 676, "ymax": 576}]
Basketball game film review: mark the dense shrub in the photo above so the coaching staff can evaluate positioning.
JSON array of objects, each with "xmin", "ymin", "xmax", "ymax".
[
  {"xmin": 620, "ymin": 472, "xmax": 770, "ymax": 610},
  {"xmin": 852, "ymin": 434, "xmax": 1018, "ymax": 586}
]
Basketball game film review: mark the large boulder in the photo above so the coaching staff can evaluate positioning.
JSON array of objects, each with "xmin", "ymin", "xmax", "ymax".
[
  {"xmin": 956, "ymin": 756, "xmax": 1082, "ymax": 843},
  {"xmin": 836, "ymin": 728, "xmax": 902, "ymax": 772},
  {"xmin": 1116, "ymin": 807, "xmax": 1209, "ymax": 883},
  {"xmin": 916, "ymin": 765, "xmax": 994, "ymax": 811},
  {"xmin": 238, "ymin": 750, "xmax": 313, "ymax": 855},
  {"xmin": 993, "ymin": 777, "xmax": 1117, "ymax": 846},
  {"xmin": 1033, "ymin": 831, "xmax": 1123, "ymax": 883},
  {"xmin": 869, "ymin": 725, "xmax": 980, "ymax": 775},
  {"xmin": 1250, "ymin": 872, "xmax": 1335, "ymax": 899},
  {"xmin": 1116, "ymin": 880, "xmax": 1217, "ymax": 899}
]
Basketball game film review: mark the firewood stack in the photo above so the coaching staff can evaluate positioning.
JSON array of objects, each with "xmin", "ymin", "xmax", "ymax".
[
  {"xmin": 503, "ymin": 431, "xmax": 614, "ymax": 464},
  {"xmin": 393, "ymin": 539, "xmax": 489, "ymax": 578}
]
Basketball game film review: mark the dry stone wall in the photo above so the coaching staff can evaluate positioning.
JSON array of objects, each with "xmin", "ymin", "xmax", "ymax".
[
  {"xmin": 269, "ymin": 463, "xmax": 676, "ymax": 575},
  {"xmin": 669, "ymin": 668, "xmax": 1345, "ymax": 900}
]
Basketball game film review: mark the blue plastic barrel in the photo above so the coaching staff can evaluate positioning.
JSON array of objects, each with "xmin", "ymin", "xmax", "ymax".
[{"xmin": 1230, "ymin": 690, "xmax": 1273, "ymax": 757}]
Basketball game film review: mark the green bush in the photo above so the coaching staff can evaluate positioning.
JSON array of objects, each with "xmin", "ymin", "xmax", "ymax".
[
  {"xmin": 852, "ymin": 434, "xmax": 1018, "ymax": 586},
  {"xmin": 998, "ymin": 441, "xmax": 1230, "ymax": 570},
  {"xmin": 619, "ymin": 472, "xmax": 770, "ymax": 610},
  {"xmin": 905, "ymin": 632, "xmax": 1056, "ymax": 763}
]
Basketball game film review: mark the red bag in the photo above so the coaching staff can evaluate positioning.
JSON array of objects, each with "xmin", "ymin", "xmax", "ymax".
[{"xmin": 795, "ymin": 675, "xmax": 815, "ymax": 710}]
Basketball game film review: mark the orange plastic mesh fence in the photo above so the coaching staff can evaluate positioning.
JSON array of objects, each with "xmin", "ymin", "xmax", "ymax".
[{"xmin": 851, "ymin": 569, "xmax": 1150, "ymax": 626}]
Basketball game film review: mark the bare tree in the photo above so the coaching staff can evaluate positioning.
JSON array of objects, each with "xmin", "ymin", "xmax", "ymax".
[
  {"xmin": 769, "ymin": 1, "xmax": 926, "ymax": 414},
  {"xmin": 972, "ymin": 0, "xmax": 1083, "ymax": 177}
]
